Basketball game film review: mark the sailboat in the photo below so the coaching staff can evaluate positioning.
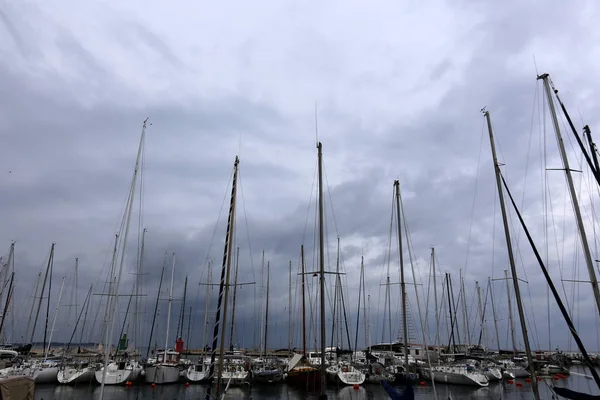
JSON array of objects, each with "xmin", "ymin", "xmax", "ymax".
[
  {"xmin": 95, "ymin": 119, "xmax": 150, "ymax": 389},
  {"xmin": 24, "ymin": 244, "xmax": 62, "ymax": 384},
  {"xmin": 253, "ymin": 261, "xmax": 284, "ymax": 384},
  {"xmin": 145, "ymin": 253, "xmax": 181, "ymax": 384},
  {"xmin": 286, "ymin": 246, "xmax": 320, "ymax": 388},
  {"xmin": 57, "ymin": 278, "xmax": 97, "ymax": 385}
]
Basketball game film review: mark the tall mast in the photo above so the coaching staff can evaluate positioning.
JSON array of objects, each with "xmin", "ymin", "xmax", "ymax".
[
  {"xmin": 74, "ymin": 258, "xmax": 79, "ymax": 343},
  {"xmin": 134, "ymin": 228, "xmax": 146, "ymax": 353},
  {"xmin": 229, "ymin": 246, "xmax": 240, "ymax": 351},
  {"xmin": 317, "ymin": 142, "xmax": 327, "ymax": 400},
  {"xmin": 100, "ymin": 118, "xmax": 148, "ymax": 399},
  {"xmin": 301, "ymin": 245, "xmax": 307, "ymax": 357},
  {"xmin": 0, "ymin": 273, "xmax": 15, "ymax": 340},
  {"xmin": 30, "ymin": 243, "xmax": 54, "ymax": 344},
  {"xmin": 0, "ymin": 243, "xmax": 14, "ymax": 342},
  {"xmin": 45, "ymin": 276, "xmax": 66, "ymax": 359},
  {"xmin": 42, "ymin": 245, "xmax": 54, "ymax": 358},
  {"xmin": 202, "ymin": 261, "xmax": 212, "ymax": 351},
  {"xmin": 484, "ymin": 110, "xmax": 539, "ymax": 398},
  {"xmin": 488, "ymin": 277, "xmax": 501, "ymax": 351},
  {"xmin": 504, "ymin": 269, "xmax": 517, "ymax": 353},
  {"xmin": 394, "ymin": 180, "xmax": 409, "ymax": 368},
  {"xmin": 205, "ymin": 156, "xmax": 239, "ymax": 400},
  {"xmin": 446, "ymin": 273, "xmax": 457, "ymax": 353},
  {"xmin": 432, "ymin": 248, "xmax": 440, "ymax": 352},
  {"xmin": 164, "ymin": 254, "xmax": 176, "ymax": 354},
  {"xmin": 539, "ymin": 74, "xmax": 600, "ymax": 317},
  {"xmin": 264, "ymin": 261, "xmax": 270, "ymax": 357},
  {"xmin": 146, "ymin": 261, "xmax": 165, "ymax": 359},
  {"xmin": 288, "ymin": 260, "xmax": 293, "ymax": 353},
  {"xmin": 179, "ymin": 276, "xmax": 188, "ymax": 341},
  {"xmin": 336, "ymin": 238, "xmax": 341, "ymax": 348},
  {"xmin": 78, "ymin": 284, "xmax": 93, "ymax": 351},
  {"xmin": 460, "ymin": 270, "xmax": 470, "ymax": 345},
  {"xmin": 475, "ymin": 281, "xmax": 485, "ymax": 347},
  {"xmin": 367, "ymin": 294, "xmax": 371, "ymax": 351},
  {"xmin": 354, "ymin": 256, "xmax": 364, "ymax": 356},
  {"xmin": 258, "ymin": 251, "xmax": 265, "ymax": 355},
  {"xmin": 330, "ymin": 238, "xmax": 340, "ymax": 349},
  {"xmin": 24, "ymin": 271, "xmax": 41, "ymax": 343},
  {"xmin": 362, "ymin": 258, "xmax": 368, "ymax": 350}
]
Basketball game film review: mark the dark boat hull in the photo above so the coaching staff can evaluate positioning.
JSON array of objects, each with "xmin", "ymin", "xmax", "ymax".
[{"xmin": 286, "ymin": 367, "xmax": 322, "ymax": 389}]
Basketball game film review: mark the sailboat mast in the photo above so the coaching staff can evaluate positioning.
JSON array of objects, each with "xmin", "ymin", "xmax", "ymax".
[
  {"xmin": 264, "ymin": 261, "xmax": 270, "ymax": 357},
  {"xmin": 24, "ymin": 271, "xmax": 41, "ymax": 343},
  {"xmin": 42, "ymin": 245, "xmax": 54, "ymax": 358},
  {"xmin": 100, "ymin": 235, "xmax": 119, "ymax": 348},
  {"xmin": 45, "ymin": 276, "xmax": 66, "ymax": 359},
  {"xmin": 484, "ymin": 110, "xmax": 539, "ymax": 398},
  {"xmin": 317, "ymin": 142, "xmax": 327, "ymax": 400},
  {"xmin": 362, "ymin": 258, "xmax": 368, "ymax": 350},
  {"xmin": 288, "ymin": 260, "xmax": 293, "ymax": 353},
  {"xmin": 179, "ymin": 276, "xmax": 188, "ymax": 341},
  {"xmin": 488, "ymin": 277, "xmax": 501, "ymax": 351},
  {"xmin": 146, "ymin": 258, "xmax": 165, "ymax": 359},
  {"xmin": 134, "ymin": 228, "xmax": 146, "ymax": 353},
  {"xmin": 446, "ymin": 273, "xmax": 457, "ymax": 353},
  {"xmin": 330, "ymin": 239, "xmax": 339, "ymax": 349},
  {"xmin": 539, "ymin": 74, "xmax": 600, "ymax": 317},
  {"xmin": 367, "ymin": 294, "xmax": 372, "ymax": 351},
  {"xmin": 258, "ymin": 251, "xmax": 265, "ymax": 355},
  {"xmin": 0, "ymin": 273, "xmax": 15, "ymax": 340},
  {"xmin": 394, "ymin": 180, "xmax": 409, "ymax": 367},
  {"xmin": 229, "ymin": 247, "xmax": 240, "ymax": 351},
  {"xmin": 205, "ymin": 156, "xmax": 239, "ymax": 400},
  {"xmin": 164, "ymin": 254, "xmax": 176, "ymax": 354},
  {"xmin": 432, "ymin": 248, "xmax": 440, "ymax": 352},
  {"xmin": 460, "ymin": 271, "xmax": 470, "ymax": 345},
  {"xmin": 100, "ymin": 118, "xmax": 148, "ymax": 399},
  {"xmin": 504, "ymin": 269, "xmax": 517, "ymax": 353},
  {"xmin": 354, "ymin": 256, "xmax": 364, "ymax": 356},
  {"xmin": 30, "ymin": 243, "xmax": 54, "ymax": 344},
  {"xmin": 301, "ymin": 245, "xmax": 307, "ymax": 357},
  {"xmin": 202, "ymin": 261, "xmax": 212, "ymax": 351}
]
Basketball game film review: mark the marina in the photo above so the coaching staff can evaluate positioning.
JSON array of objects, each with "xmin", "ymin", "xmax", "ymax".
[{"xmin": 3, "ymin": 2, "xmax": 600, "ymax": 400}]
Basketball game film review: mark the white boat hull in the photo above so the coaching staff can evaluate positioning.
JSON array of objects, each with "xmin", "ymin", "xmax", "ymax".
[
  {"xmin": 95, "ymin": 361, "xmax": 142, "ymax": 385},
  {"xmin": 484, "ymin": 367, "xmax": 502, "ymax": 381},
  {"xmin": 337, "ymin": 369, "xmax": 366, "ymax": 385},
  {"xmin": 145, "ymin": 364, "xmax": 180, "ymax": 384},
  {"xmin": 25, "ymin": 365, "xmax": 58, "ymax": 383},
  {"xmin": 185, "ymin": 365, "xmax": 209, "ymax": 383},
  {"xmin": 431, "ymin": 367, "xmax": 489, "ymax": 387},
  {"xmin": 58, "ymin": 367, "xmax": 95, "ymax": 384}
]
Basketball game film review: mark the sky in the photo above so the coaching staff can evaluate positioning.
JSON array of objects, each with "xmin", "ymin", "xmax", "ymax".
[{"xmin": 2, "ymin": 0, "xmax": 600, "ymax": 354}]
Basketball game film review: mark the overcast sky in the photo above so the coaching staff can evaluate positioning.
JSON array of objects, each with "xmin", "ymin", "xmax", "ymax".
[{"xmin": 2, "ymin": 0, "xmax": 600, "ymax": 354}]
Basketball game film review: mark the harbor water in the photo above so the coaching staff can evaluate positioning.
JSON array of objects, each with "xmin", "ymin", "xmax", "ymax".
[{"xmin": 33, "ymin": 366, "xmax": 600, "ymax": 400}]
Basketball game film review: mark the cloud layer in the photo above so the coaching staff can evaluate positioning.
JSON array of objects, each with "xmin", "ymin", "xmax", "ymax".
[{"xmin": 2, "ymin": 0, "xmax": 600, "ymax": 353}]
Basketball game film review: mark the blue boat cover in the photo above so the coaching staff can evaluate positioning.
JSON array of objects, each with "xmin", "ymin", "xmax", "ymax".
[{"xmin": 381, "ymin": 380, "xmax": 414, "ymax": 400}]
